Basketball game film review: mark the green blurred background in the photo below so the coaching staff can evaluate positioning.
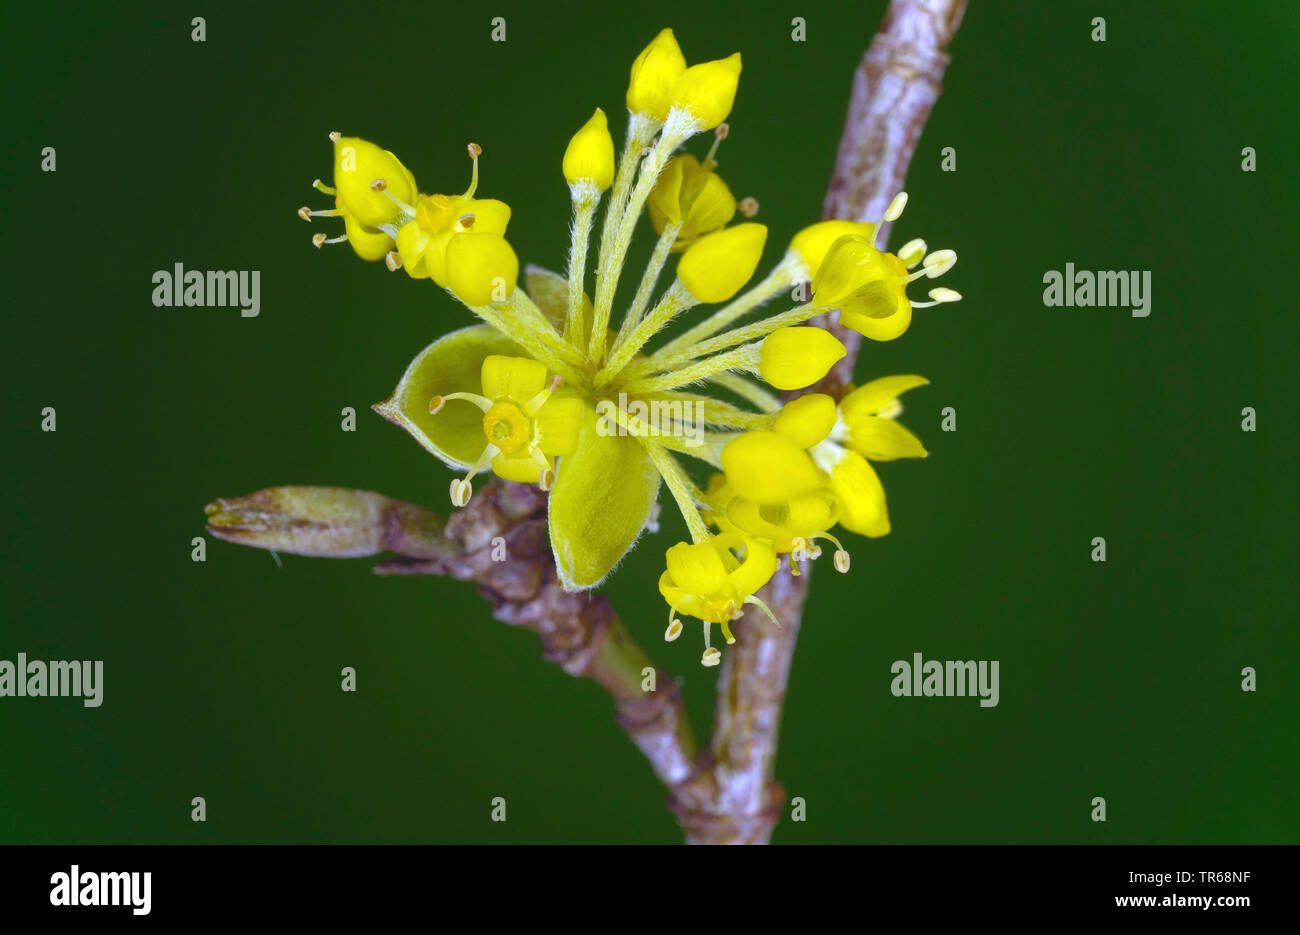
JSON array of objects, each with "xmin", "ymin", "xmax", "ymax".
[{"xmin": 1, "ymin": 0, "xmax": 1296, "ymax": 844}]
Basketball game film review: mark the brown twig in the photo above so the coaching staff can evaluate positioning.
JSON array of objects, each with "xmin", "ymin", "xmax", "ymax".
[{"xmin": 691, "ymin": 0, "xmax": 968, "ymax": 845}]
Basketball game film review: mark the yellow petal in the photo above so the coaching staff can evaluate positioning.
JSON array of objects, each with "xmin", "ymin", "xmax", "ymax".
[
  {"xmin": 677, "ymin": 223, "xmax": 767, "ymax": 304},
  {"xmin": 481, "ymin": 355, "xmax": 548, "ymax": 402},
  {"xmin": 627, "ymin": 28, "xmax": 687, "ymax": 120},
  {"xmin": 846, "ymin": 416, "xmax": 928, "ymax": 461},
  {"xmin": 840, "ymin": 292, "xmax": 912, "ymax": 341},
  {"xmin": 535, "ymin": 396, "xmax": 583, "ymax": 455},
  {"xmin": 721, "ymin": 430, "xmax": 823, "ymax": 504},
  {"xmin": 394, "ymin": 221, "xmax": 432, "ymax": 278},
  {"xmin": 445, "ymin": 232, "xmax": 519, "ymax": 307},
  {"xmin": 728, "ymin": 536, "xmax": 778, "ymax": 597},
  {"xmin": 343, "ymin": 214, "xmax": 395, "ymax": 262},
  {"xmin": 332, "ymin": 136, "xmax": 416, "ymax": 228},
  {"xmin": 665, "ymin": 540, "xmax": 732, "ymax": 596},
  {"xmin": 773, "ymin": 393, "xmax": 838, "ymax": 449},
  {"xmin": 373, "ymin": 325, "xmax": 524, "ymax": 469},
  {"xmin": 492, "ymin": 451, "xmax": 546, "ymax": 483},
  {"xmin": 790, "ymin": 220, "xmax": 876, "ymax": 279},
  {"xmin": 549, "ymin": 404, "xmax": 661, "ymax": 590},
  {"xmin": 826, "ymin": 450, "xmax": 890, "ymax": 537},
  {"xmin": 648, "ymin": 156, "xmax": 686, "ymax": 228},
  {"xmin": 463, "ymin": 198, "xmax": 512, "ymax": 236},
  {"xmin": 670, "ymin": 53, "xmax": 742, "ymax": 130},
  {"xmin": 759, "ymin": 327, "xmax": 847, "ymax": 391},
  {"xmin": 840, "ymin": 375, "xmax": 930, "ymax": 419}
]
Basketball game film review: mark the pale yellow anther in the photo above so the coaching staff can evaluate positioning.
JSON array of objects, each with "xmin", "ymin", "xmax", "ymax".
[
  {"xmin": 665, "ymin": 618, "xmax": 683, "ymax": 641},
  {"xmin": 458, "ymin": 213, "xmax": 476, "ymax": 229},
  {"xmin": 898, "ymin": 238, "xmax": 927, "ymax": 266},
  {"xmin": 311, "ymin": 233, "xmax": 327, "ymax": 248},
  {"xmin": 369, "ymin": 178, "xmax": 387, "ymax": 191},
  {"xmin": 428, "ymin": 395, "xmax": 446, "ymax": 415},
  {"xmin": 539, "ymin": 468, "xmax": 556, "ymax": 491},
  {"xmin": 833, "ymin": 549, "xmax": 851, "ymax": 573},
  {"xmin": 298, "ymin": 206, "xmax": 312, "ymax": 221},
  {"xmin": 384, "ymin": 251, "xmax": 403, "ymax": 272},
  {"xmin": 929, "ymin": 287, "xmax": 961, "ymax": 302},
  {"xmin": 923, "ymin": 249, "xmax": 957, "ymax": 277},
  {"xmin": 883, "ymin": 191, "xmax": 909, "ymax": 222},
  {"xmin": 328, "ymin": 130, "xmax": 341, "ymax": 142},
  {"xmin": 701, "ymin": 647, "xmax": 722, "ymax": 667},
  {"xmin": 450, "ymin": 479, "xmax": 472, "ymax": 507},
  {"xmin": 467, "ymin": 142, "xmax": 482, "ymax": 158},
  {"xmin": 738, "ymin": 196, "xmax": 759, "ymax": 218}
]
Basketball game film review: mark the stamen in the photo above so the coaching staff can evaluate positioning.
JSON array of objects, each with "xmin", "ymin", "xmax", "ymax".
[
  {"xmin": 910, "ymin": 287, "xmax": 962, "ymax": 308},
  {"xmin": 738, "ymin": 196, "xmax": 759, "ymax": 218},
  {"xmin": 463, "ymin": 143, "xmax": 481, "ymax": 198},
  {"xmin": 523, "ymin": 375, "xmax": 563, "ymax": 417},
  {"xmin": 883, "ymin": 191, "xmax": 909, "ymax": 222},
  {"xmin": 312, "ymin": 233, "xmax": 347, "ymax": 248},
  {"xmin": 742, "ymin": 594, "xmax": 782, "ymax": 629},
  {"xmin": 384, "ymin": 251, "xmax": 403, "ymax": 272},
  {"xmin": 312, "ymin": 179, "xmax": 336, "ymax": 196},
  {"xmin": 437, "ymin": 391, "xmax": 494, "ymax": 413},
  {"xmin": 297, "ymin": 206, "xmax": 341, "ymax": 221},
  {"xmin": 898, "ymin": 238, "xmax": 927, "ymax": 266},
  {"xmin": 450, "ymin": 478, "xmax": 472, "ymax": 507},
  {"xmin": 701, "ymin": 647, "xmax": 722, "ymax": 667},
  {"xmin": 451, "ymin": 443, "xmax": 501, "ymax": 507},
  {"xmin": 703, "ymin": 123, "xmax": 729, "ymax": 169},
  {"xmin": 922, "ymin": 249, "xmax": 957, "ymax": 277},
  {"xmin": 719, "ymin": 610, "xmax": 737, "ymax": 645},
  {"xmin": 328, "ymin": 131, "xmax": 341, "ymax": 142},
  {"xmin": 539, "ymin": 468, "xmax": 555, "ymax": 491},
  {"xmin": 833, "ymin": 549, "xmax": 851, "ymax": 573},
  {"xmin": 376, "ymin": 186, "xmax": 416, "ymax": 216},
  {"xmin": 665, "ymin": 612, "xmax": 683, "ymax": 642}
]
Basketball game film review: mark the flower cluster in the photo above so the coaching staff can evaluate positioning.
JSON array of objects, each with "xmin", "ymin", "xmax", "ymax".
[{"xmin": 297, "ymin": 27, "xmax": 960, "ymax": 666}]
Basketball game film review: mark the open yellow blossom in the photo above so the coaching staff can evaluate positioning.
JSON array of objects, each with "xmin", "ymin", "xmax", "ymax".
[
  {"xmin": 298, "ymin": 27, "xmax": 959, "ymax": 667},
  {"xmin": 810, "ymin": 192, "xmax": 960, "ymax": 341},
  {"xmin": 659, "ymin": 533, "xmax": 778, "ymax": 666},
  {"xmin": 429, "ymin": 355, "xmax": 582, "ymax": 505}
]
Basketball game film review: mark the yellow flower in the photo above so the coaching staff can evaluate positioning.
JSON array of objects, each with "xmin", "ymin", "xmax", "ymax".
[
  {"xmin": 838, "ymin": 375, "xmax": 930, "ymax": 460},
  {"xmin": 563, "ymin": 108, "xmax": 615, "ymax": 192},
  {"xmin": 759, "ymin": 326, "xmax": 846, "ymax": 391},
  {"xmin": 331, "ymin": 135, "xmax": 418, "ymax": 229},
  {"xmin": 429, "ymin": 355, "xmax": 583, "ymax": 504},
  {"xmin": 659, "ymin": 533, "xmax": 778, "ymax": 665},
  {"xmin": 648, "ymin": 154, "xmax": 736, "ymax": 251},
  {"xmin": 789, "ymin": 219, "xmax": 875, "ymax": 279},
  {"xmin": 809, "ymin": 193, "xmax": 960, "ymax": 341}
]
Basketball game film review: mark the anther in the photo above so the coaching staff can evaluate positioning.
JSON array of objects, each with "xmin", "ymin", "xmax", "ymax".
[
  {"xmin": 539, "ymin": 468, "xmax": 556, "ymax": 492},
  {"xmin": 703, "ymin": 122, "xmax": 729, "ymax": 168},
  {"xmin": 665, "ymin": 617, "xmax": 683, "ymax": 641},
  {"xmin": 898, "ymin": 238, "xmax": 927, "ymax": 266},
  {"xmin": 458, "ymin": 213, "xmax": 476, "ymax": 229},
  {"xmin": 929, "ymin": 287, "xmax": 961, "ymax": 302},
  {"xmin": 312, "ymin": 233, "xmax": 327, "ymax": 248},
  {"xmin": 450, "ymin": 478, "xmax": 472, "ymax": 507},
  {"xmin": 328, "ymin": 130, "xmax": 341, "ymax": 142},
  {"xmin": 701, "ymin": 647, "xmax": 722, "ymax": 667},
  {"xmin": 833, "ymin": 549, "xmax": 851, "ymax": 573},
  {"xmin": 428, "ymin": 395, "xmax": 445, "ymax": 414},
  {"xmin": 922, "ymin": 249, "xmax": 957, "ymax": 277},
  {"xmin": 467, "ymin": 142, "xmax": 482, "ymax": 159},
  {"xmin": 738, "ymin": 196, "xmax": 759, "ymax": 218},
  {"xmin": 298, "ymin": 206, "xmax": 312, "ymax": 221},
  {"xmin": 883, "ymin": 191, "xmax": 909, "ymax": 222},
  {"xmin": 385, "ymin": 251, "xmax": 403, "ymax": 272},
  {"xmin": 370, "ymin": 178, "xmax": 388, "ymax": 192}
]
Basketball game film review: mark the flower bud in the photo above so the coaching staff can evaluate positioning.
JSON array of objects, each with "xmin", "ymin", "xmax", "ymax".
[
  {"xmin": 563, "ymin": 108, "xmax": 615, "ymax": 191},
  {"xmin": 670, "ymin": 53, "xmax": 742, "ymax": 131},
  {"xmin": 677, "ymin": 222, "xmax": 766, "ymax": 303},
  {"xmin": 759, "ymin": 327, "xmax": 847, "ymax": 391},
  {"xmin": 627, "ymin": 28, "xmax": 687, "ymax": 120},
  {"xmin": 445, "ymin": 232, "xmax": 519, "ymax": 307}
]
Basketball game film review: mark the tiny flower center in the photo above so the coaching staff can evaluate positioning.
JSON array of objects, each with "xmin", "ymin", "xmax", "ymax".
[
  {"xmin": 415, "ymin": 194, "xmax": 458, "ymax": 234},
  {"xmin": 483, "ymin": 402, "xmax": 533, "ymax": 455}
]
